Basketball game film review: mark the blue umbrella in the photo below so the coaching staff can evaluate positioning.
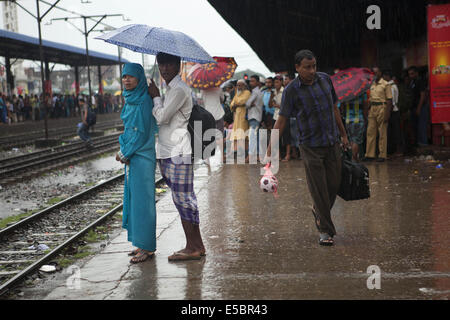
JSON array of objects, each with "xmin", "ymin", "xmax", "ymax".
[{"xmin": 95, "ymin": 24, "xmax": 214, "ymax": 64}]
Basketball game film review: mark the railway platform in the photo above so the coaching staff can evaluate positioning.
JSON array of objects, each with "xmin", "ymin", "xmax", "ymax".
[
  {"xmin": 17, "ymin": 155, "xmax": 450, "ymax": 300},
  {"xmin": 0, "ymin": 113, "xmax": 121, "ymax": 138}
]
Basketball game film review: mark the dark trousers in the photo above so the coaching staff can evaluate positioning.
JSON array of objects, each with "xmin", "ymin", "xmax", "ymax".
[
  {"xmin": 77, "ymin": 123, "xmax": 91, "ymax": 142},
  {"xmin": 388, "ymin": 111, "xmax": 403, "ymax": 154},
  {"xmin": 299, "ymin": 143, "xmax": 342, "ymax": 237}
]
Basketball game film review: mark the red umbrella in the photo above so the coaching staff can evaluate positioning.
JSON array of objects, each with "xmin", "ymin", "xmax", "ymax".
[
  {"xmin": 331, "ymin": 68, "xmax": 374, "ymax": 102},
  {"xmin": 187, "ymin": 56, "xmax": 237, "ymax": 89}
]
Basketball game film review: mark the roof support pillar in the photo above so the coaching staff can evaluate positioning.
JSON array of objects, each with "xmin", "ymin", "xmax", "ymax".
[
  {"xmin": 5, "ymin": 55, "xmax": 14, "ymax": 96},
  {"xmin": 74, "ymin": 66, "xmax": 80, "ymax": 96},
  {"xmin": 97, "ymin": 65, "xmax": 102, "ymax": 96}
]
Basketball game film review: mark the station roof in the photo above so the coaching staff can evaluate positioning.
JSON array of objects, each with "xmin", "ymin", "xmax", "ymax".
[
  {"xmin": 0, "ymin": 29, "xmax": 129, "ymax": 66},
  {"xmin": 207, "ymin": 0, "xmax": 446, "ymax": 72}
]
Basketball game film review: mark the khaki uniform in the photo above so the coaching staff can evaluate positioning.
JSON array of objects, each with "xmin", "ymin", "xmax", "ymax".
[{"xmin": 365, "ymin": 78, "xmax": 392, "ymax": 159}]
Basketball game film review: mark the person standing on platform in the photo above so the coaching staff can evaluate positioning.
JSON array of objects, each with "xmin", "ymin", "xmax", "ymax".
[
  {"xmin": 363, "ymin": 67, "xmax": 393, "ymax": 162},
  {"xmin": 408, "ymin": 66, "xmax": 428, "ymax": 147},
  {"xmin": 338, "ymin": 93, "xmax": 369, "ymax": 161},
  {"xmin": 116, "ymin": 63, "xmax": 158, "ymax": 264},
  {"xmin": 229, "ymin": 79, "xmax": 251, "ymax": 159},
  {"xmin": 265, "ymin": 49, "xmax": 349, "ymax": 246},
  {"xmin": 271, "ymin": 75, "xmax": 291, "ymax": 161},
  {"xmin": 148, "ymin": 52, "xmax": 206, "ymax": 261},
  {"xmin": 262, "ymin": 77, "xmax": 275, "ymax": 130},
  {"xmin": 383, "ymin": 71, "xmax": 402, "ymax": 157},
  {"xmin": 245, "ymin": 75, "xmax": 264, "ymax": 163},
  {"xmin": 0, "ymin": 94, "xmax": 6, "ymax": 124},
  {"xmin": 201, "ymin": 87, "xmax": 225, "ymax": 163}
]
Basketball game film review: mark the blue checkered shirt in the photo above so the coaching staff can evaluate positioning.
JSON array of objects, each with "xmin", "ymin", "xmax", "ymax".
[{"xmin": 279, "ymin": 72, "xmax": 340, "ymax": 147}]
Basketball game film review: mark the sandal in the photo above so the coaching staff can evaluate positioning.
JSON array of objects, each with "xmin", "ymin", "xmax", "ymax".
[
  {"xmin": 168, "ymin": 250, "xmax": 202, "ymax": 261},
  {"xmin": 319, "ymin": 233, "xmax": 334, "ymax": 246},
  {"xmin": 130, "ymin": 250, "xmax": 154, "ymax": 264},
  {"xmin": 128, "ymin": 248, "xmax": 141, "ymax": 256}
]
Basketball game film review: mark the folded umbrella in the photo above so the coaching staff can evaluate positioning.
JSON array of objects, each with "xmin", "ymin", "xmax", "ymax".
[
  {"xmin": 95, "ymin": 24, "xmax": 214, "ymax": 64},
  {"xmin": 331, "ymin": 68, "xmax": 374, "ymax": 103},
  {"xmin": 186, "ymin": 56, "xmax": 237, "ymax": 89}
]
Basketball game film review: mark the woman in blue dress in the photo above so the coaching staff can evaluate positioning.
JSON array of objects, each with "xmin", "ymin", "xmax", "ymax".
[{"xmin": 116, "ymin": 63, "xmax": 158, "ymax": 263}]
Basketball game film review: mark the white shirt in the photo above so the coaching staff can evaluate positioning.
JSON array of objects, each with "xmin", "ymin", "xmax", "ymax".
[
  {"xmin": 152, "ymin": 75, "xmax": 192, "ymax": 159},
  {"xmin": 245, "ymin": 86, "xmax": 264, "ymax": 122},
  {"xmin": 388, "ymin": 80, "xmax": 399, "ymax": 112},
  {"xmin": 201, "ymin": 88, "xmax": 225, "ymax": 121},
  {"xmin": 272, "ymin": 87, "xmax": 284, "ymax": 120}
]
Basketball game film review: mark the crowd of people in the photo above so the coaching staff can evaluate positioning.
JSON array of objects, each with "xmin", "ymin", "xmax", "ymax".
[
  {"xmin": 0, "ymin": 92, "xmax": 122, "ymax": 125},
  {"xmin": 206, "ymin": 64, "xmax": 431, "ymax": 163}
]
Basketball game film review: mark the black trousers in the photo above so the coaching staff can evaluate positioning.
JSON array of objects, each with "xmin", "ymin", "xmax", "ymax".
[
  {"xmin": 388, "ymin": 111, "xmax": 403, "ymax": 154},
  {"xmin": 299, "ymin": 143, "xmax": 342, "ymax": 237}
]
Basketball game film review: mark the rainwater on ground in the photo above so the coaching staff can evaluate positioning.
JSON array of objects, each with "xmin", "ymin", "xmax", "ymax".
[{"xmin": 0, "ymin": 153, "xmax": 124, "ymax": 220}]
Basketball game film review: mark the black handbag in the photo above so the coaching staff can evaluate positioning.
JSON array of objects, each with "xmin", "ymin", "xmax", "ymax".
[{"xmin": 338, "ymin": 151, "xmax": 370, "ymax": 201}]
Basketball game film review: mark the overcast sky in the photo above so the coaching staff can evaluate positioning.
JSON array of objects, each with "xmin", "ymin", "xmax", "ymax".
[{"xmin": 1, "ymin": 0, "xmax": 272, "ymax": 76}]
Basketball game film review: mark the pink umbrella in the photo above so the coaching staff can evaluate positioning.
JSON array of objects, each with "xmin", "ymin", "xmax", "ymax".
[{"xmin": 331, "ymin": 68, "xmax": 374, "ymax": 102}]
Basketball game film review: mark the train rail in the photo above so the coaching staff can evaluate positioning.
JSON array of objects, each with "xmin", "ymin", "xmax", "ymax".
[
  {"xmin": 0, "ymin": 120, "xmax": 123, "ymax": 151},
  {"xmin": 0, "ymin": 173, "xmax": 165, "ymax": 296},
  {"xmin": 0, "ymin": 133, "xmax": 122, "ymax": 185}
]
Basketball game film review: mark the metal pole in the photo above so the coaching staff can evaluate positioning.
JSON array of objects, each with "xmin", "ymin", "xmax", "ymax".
[
  {"xmin": 36, "ymin": 0, "xmax": 48, "ymax": 139},
  {"xmin": 118, "ymin": 47, "xmax": 123, "ymax": 107},
  {"xmin": 5, "ymin": 55, "xmax": 13, "ymax": 96},
  {"xmin": 74, "ymin": 66, "xmax": 80, "ymax": 96},
  {"xmin": 118, "ymin": 47, "xmax": 123, "ymax": 92},
  {"xmin": 142, "ymin": 53, "xmax": 145, "ymax": 77},
  {"xmin": 83, "ymin": 17, "xmax": 92, "ymax": 106}
]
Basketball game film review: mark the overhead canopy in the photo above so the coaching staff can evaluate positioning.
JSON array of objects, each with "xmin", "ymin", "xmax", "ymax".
[
  {"xmin": 0, "ymin": 29, "xmax": 129, "ymax": 66},
  {"xmin": 207, "ymin": 0, "xmax": 447, "ymax": 72}
]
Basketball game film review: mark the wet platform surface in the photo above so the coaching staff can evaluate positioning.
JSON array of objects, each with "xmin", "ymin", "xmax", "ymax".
[{"xmin": 38, "ymin": 156, "xmax": 449, "ymax": 299}]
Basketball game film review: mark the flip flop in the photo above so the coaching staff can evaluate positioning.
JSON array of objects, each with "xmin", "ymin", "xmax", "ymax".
[
  {"xmin": 130, "ymin": 251, "xmax": 154, "ymax": 264},
  {"xmin": 128, "ymin": 248, "xmax": 141, "ymax": 256},
  {"xmin": 168, "ymin": 251, "xmax": 202, "ymax": 261}
]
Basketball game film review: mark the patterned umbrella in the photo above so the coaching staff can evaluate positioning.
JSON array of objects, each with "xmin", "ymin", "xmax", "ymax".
[
  {"xmin": 331, "ymin": 68, "xmax": 374, "ymax": 102},
  {"xmin": 186, "ymin": 56, "xmax": 237, "ymax": 89},
  {"xmin": 95, "ymin": 24, "xmax": 215, "ymax": 64}
]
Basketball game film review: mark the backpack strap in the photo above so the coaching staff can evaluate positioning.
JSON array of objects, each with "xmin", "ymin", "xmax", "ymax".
[{"xmin": 178, "ymin": 106, "xmax": 203, "ymax": 144}]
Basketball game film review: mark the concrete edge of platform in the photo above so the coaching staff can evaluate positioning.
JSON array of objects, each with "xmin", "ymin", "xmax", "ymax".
[{"xmin": 35, "ymin": 163, "xmax": 212, "ymax": 300}]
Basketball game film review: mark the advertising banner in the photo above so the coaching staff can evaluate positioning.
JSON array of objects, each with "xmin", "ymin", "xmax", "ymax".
[{"xmin": 428, "ymin": 4, "xmax": 450, "ymax": 123}]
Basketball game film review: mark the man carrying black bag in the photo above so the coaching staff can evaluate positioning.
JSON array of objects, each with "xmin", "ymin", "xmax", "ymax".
[{"xmin": 265, "ymin": 50, "xmax": 350, "ymax": 246}]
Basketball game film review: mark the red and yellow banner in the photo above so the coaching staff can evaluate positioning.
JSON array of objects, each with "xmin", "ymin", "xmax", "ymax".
[{"xmin": 428, "ymin": 4, "xmax": 450, "ymax": 123}]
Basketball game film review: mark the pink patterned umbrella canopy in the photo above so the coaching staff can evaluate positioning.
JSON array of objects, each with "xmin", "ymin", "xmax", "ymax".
[{"xmin": 331, "ymin": 68, "xmax": 374, "ymax": 102}]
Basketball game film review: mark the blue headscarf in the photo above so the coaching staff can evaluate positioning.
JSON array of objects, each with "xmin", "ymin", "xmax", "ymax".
[
  {"xmin": 120, "ymin": 62, "xmax": 157, "ymax": 137},
  {"xmin": 122, "ymin": 63, "xmax": 149, "ymax": 105}
]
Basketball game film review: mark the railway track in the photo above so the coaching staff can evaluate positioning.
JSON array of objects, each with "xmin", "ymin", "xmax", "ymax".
[
  {"xmin": 0, "ymin": 173, "xmax": 165, "ymax": 296},
  {"xmin": 0, "ymin": 133, "xmax": 122, "ymax": 185},
  {"xmin": 0, "ymin": 120, "xmax": 123, "ymax": 151}
]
